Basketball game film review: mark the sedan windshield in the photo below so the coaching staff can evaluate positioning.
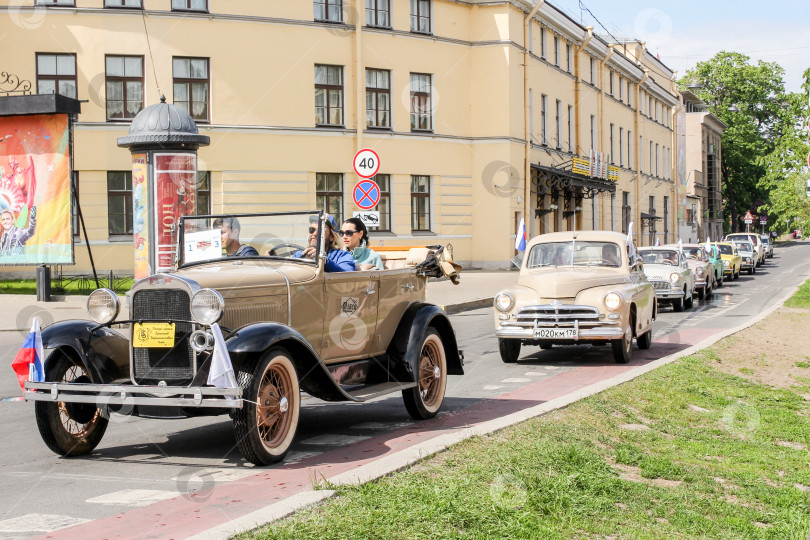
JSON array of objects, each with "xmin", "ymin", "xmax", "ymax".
[
  {"xmin": 683, "ymin": 247, "xmax": 705, "ymax": 260},
  {"xmin": 717, "ymin": 244, "xmax": 734, "ymax": 255},
  {"xmin": 527, "ymin": 241, "xmax": 622, "ymax": 268},
  {"xmin": 639, "ymin": 250, "xmax": 678, "ymax": 265},
  {"xmin": 179, "ymin": 212, "xmax": 319, "ymax": 266},
  {"xmin": 735, "ymin": 242, "xmax": 753, "ymax": 252}
]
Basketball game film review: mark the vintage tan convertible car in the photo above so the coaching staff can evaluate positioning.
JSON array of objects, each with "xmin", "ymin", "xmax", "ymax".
[
  {"xmin": 23, "ymin": 211, "xmax": 463, "ymax": 465},
  {"xmin": 493, "ymin": 231, "xmax": 656, "ymax": 364}
]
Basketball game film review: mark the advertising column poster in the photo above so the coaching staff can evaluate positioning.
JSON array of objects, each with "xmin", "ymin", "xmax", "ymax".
[
  {"xmin": 132, "ymin": 153, "xmax": 149, "ymax": 280},
  {"xmin": 154, "ymin": 153, "xmax": 197, "ymax": 273},
  {"xmin": 0, "ymin": 114, "xmax": 73, "ymax": 264}
]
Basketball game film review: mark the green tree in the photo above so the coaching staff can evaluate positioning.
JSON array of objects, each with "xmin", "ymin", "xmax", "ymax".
[{"xmin": 679, "ymin": 52, "xmax": 792, "ymax": 233}]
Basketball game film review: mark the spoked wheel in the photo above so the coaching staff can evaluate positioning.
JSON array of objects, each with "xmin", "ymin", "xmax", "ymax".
[
  {"xmin": 611, "ymin": 324, "xmax": 632, "ymax": 364},
  {"xmin": 498, "ymin": 338, "xmax": 521, "ymax": 363},
  {"xmin": 34, "ymin": 352, "xmax": 109, "ymax": 456},
  {"xmin": 233, "ymin": 348, "xmax": 300, "ymax": 465},
  {"xmin": 403, "ymin": 329, "xmax": 447, "ymax": 420}
]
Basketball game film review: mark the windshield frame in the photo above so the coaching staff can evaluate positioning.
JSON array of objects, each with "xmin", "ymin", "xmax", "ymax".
[{"xmin": 177, "ymin": 210, "xmax": 323, "ymax": 270}]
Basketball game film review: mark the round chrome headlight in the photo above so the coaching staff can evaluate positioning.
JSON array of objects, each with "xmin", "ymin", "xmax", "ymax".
[
  {"xmin": 604, "ymin": 292, "xmax": 622, "ymax": 312},
  {"xmin": 696, "ymin": 267, "xmax": 705, "ymax": 276},
  {"xmin": 494, "ymin": 292, "xmax": 515, "ymax": 312},
  {"xmin": 190, "ymin": 289, "xmax": 224, "ymax": 325},
  {"xmin": 87, "ymin": 288, "xmax": 120, "ymax": 325},
  {"xmin": 723, "ymin": 260, "xmax": 730, "ymax": 268},
  {"xmin": 670, "ymin": 273, "xmax": 681, "ymax": 284}
]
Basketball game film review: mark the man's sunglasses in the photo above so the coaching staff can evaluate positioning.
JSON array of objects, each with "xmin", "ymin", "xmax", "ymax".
[
  {"xmin": 337, "ymin": 230, "xmax": 358, "ymax": 237},
  {"xmin": 308, "ymin": 226, "xmax": 318, "ymax": 234}
]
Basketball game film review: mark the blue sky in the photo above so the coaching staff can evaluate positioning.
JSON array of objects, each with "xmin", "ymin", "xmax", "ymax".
[{"xmin": 550, "ymin": 0, "xmax": 810, "ymax": 92}]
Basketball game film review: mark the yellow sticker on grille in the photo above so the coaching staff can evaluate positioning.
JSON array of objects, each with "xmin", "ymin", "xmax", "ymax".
[{"xmin": 133, "ymin": 322, "xmax": 176, "ymax": 348}]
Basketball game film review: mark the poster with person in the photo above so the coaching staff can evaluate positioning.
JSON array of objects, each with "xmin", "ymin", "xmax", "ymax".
[{"xmin": 0, "ymin": 114, "xmax": 72, "ymax": 264}]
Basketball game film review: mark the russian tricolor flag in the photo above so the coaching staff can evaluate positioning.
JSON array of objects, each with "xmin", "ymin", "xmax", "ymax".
[
  {"xmin": 515, "ymin": 217, "xmax": 527, "ymax": 252},
  {"xmin": 11, "ymin": 318, "xmax": 44, "ymax": 393}
]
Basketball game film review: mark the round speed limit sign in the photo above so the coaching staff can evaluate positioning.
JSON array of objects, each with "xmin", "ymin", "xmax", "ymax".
[{"xmin": 353, "ymin": 148, "xmax": 381, "ymax": 178}]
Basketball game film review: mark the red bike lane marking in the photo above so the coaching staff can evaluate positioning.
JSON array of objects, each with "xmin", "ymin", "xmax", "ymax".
[{"xmin": 39, "ymin": 326, "xmax": 720, "ymax": 539}]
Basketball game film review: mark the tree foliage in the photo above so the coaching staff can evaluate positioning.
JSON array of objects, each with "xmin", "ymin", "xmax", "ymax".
[{"xmin": 678, "ymin": 52, "xmax": 806, "ymax": 233}]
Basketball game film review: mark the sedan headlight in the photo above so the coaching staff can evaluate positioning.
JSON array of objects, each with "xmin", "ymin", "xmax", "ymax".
[
  {"xmin": 604, "ymin": 291, "xmax": 622, "ymax": 312},
  {"xmin": 87, "ymin": 288, "xmax": 120, "ymax": 325},
  {"xmin": 190, "ymin": 289, "xmax": 225, "ymax": 325},
  {"xmin": 723, "ymin": 260, "xmax": 730, "ymax": 268},
  {"xmin": 494, "ymin": 292, "xmax": 515, "ymax": 312},
  {"xmin": 696, "ymin": 267, "xmax": 705, "ymax": 276},
  {"xmin": 670, "ymin": 273, "xmax": 681, "ymax": 284}
]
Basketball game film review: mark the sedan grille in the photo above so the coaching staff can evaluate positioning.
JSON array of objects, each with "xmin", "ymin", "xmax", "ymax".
[
  {"xmin": 649, "ymin": 280, "xmax": 672, "ymax": 291},
  {"xmin": 132, "ymin": 289, "xmax": 195, "ymax": 386},
  {"xmin": 509, "ymin": 304, "xmax": 602, "ymax": 328}
]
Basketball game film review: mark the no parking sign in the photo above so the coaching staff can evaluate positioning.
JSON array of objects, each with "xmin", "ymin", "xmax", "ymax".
[{"xmin": 352, "ymin": 179, "xmax": 380, "ymax": 210}]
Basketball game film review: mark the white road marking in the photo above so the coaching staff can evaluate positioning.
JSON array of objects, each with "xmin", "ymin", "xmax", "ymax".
[
  {"xmin": 351, "ymin": 421, "xmax": 411, "ymax": 430},
  {"xmin": 299, "ymin": 434, "xmax": 371, "ymax": 446},
  {"xmin": 524, "ymin": 371, "xmax": 547, "ymax": 377},
  {"xmin": 285, "ymin": 450, "xmax": 323, "ymax": 463},
  {"xmin": 0, "ymin": 514, "xmax": 89, "ymax": 534},
  {"xmin": 501, "ymin": 378, "xmax": 531, "ymax": 383},
  {"xmin": 170, "ymin": 469, "xmax": 257, "ymax": 484},
  {"xmin": 483, "ymin": 385, "xmax": 506, "ymax": 390},
  {"xmin": 86, "ymin": 489, "xmax": 180, "ymax": 507}
]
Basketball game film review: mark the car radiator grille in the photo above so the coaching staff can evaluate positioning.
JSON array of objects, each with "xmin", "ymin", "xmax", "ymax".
[
  {"xmin": 132, "ymin": 289, "xmax": 195, "ymax": 386},
  {"xmin": 509, "ymin": 304, "xmax": 602, "ymax": 328},
  {"xmin": 649, "ymin": 280, "xmax": 672, "ymax": 291}
]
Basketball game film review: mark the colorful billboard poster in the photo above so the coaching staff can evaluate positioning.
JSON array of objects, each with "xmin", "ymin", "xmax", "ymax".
[
  {"xmin": 0, "ymin": 114, "xmax": 72, "ymax": 265},
  {"xmin": 676, "ymin": 110, "xmax": 687, "ymax": 220},
  {"xmin": 154, "ymin": 153, "xmax": 197, "ymax": 273},
  {"xmin": 131, "ymin": 153, "xmax": 149, "ymax": 280}
]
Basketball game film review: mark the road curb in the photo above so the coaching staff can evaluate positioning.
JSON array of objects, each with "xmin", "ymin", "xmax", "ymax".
[{"xmin": 218, "ymin": 278, "xmax": 805, "ymax": 536}]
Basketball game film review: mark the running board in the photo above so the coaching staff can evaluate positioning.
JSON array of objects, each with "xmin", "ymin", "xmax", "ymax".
[{"xmin": 344, "ymin": 381, "xmax": 417, "ymax": 402}]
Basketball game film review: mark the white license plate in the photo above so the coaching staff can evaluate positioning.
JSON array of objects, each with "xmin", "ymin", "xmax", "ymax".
[{"xmin": 534, "ymin": 328, "xmax": 577, "ymax": 339}]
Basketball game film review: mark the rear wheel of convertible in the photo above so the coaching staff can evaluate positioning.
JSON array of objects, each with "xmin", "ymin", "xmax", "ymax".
[
  {"xmin": 34, "ymin": 351, "xmax": 109, "ymax": 456},
  {"xmin": 498, "ymin": 338, "xmax": 521, "ymax": 363},
  {"xmin": 233, "ymin": 348, "xmax": 300, "ymax": 466},
  {"xmin": 403, "ymin": 329, "xmax": 447, "ymax": 420}
]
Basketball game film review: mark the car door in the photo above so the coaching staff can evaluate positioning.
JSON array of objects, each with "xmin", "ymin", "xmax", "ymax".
[{"xmin": 320, "ymin": 269, "xmax": 380, "ymax": 363}]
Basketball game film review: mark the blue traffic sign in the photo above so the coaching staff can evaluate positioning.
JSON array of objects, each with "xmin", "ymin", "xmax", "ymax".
[{"xmin": 352, "ymin": 180, "xmax": 380, "ymax": 210}]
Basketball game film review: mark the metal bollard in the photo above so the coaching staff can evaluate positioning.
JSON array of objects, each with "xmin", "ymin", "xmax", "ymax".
[{"xmin": 36, "ymin": 265, "xmax": 51, "ymax": 302}]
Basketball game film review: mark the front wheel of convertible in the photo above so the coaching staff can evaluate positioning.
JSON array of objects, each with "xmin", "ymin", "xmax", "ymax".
[
  {"xmin": 403, "ymin": 329, "xmax": 447, "ymax": 420},
  {"xmin": 233, "ymin": 348, "xmax": 300, "ymax": 466},
  {"xmin": 498, "ymin": 338, "xmax": 521, "ymax": 363},
  {"xmin": 34, "ymin": 351, "xmax": 109, "ymax": 456},
  {"xmin": 611, "ymin": 325, "xmax": 632, "ymax": 364}
]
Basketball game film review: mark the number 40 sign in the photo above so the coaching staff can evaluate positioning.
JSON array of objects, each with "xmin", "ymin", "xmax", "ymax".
[{"xmin": 353, "ymin": 148, "xmax": 381, "ymax": 178}]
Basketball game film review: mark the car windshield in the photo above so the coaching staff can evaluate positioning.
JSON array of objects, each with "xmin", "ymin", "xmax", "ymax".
[
  {"xmin": 761, "ymin": 236, "xmax": 770, "ymax": 244},
  {"xmin": 735, "ymin": 242, "xmax": 752, "ymax": 252},
  {"xmin": 526, "ymin": 241, "xmax": 622, "ymax": 268},
  {"xmin": 717, "ymin": 244, "xmax": 734, "ymax": 255},
  {"xmin": 683, "ymin": 247, "xmax": 705, "ymax": 260},
  {"xmin": 179, "ymin": 211, "xmax": 319, "ymax": 266},
  {"xmin": 639, "ymin": 249, "xmax": 678, "ymax": 265}
]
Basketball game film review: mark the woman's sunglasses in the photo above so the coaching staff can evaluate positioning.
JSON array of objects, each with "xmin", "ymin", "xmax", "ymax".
[{"xmin": 337, "ymin": 230, "xmax": 358, "ymax": 237}]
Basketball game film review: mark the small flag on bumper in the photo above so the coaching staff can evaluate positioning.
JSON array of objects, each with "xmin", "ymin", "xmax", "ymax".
[
  {"xmin": 207, "ymin": 323, "xmax": 238, "ymax": 393},
  {"xmin": 515, "ymin": 217, "xmax": 527, "ymax": 252},
  {"xmin": 11, "ymin": 318, "xmax": 44, "ymax": 393}
]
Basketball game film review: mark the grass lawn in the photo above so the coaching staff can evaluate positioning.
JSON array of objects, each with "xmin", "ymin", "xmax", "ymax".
[
  {"xmin": 243, "ymin": 286, "xmax": 810, "ymax": 539},
  {"xmin": 0, "ymin": 277, "xmax": 133, "ymax": 295},
  {"xmin": 785, "ymin": 279, "xmax": 810, "ymax": 309}
]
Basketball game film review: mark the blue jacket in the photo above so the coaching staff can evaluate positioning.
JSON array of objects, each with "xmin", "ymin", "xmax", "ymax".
[{"xmin": 293, "ymin": 247, "xmax": 356, "ymax": 272}]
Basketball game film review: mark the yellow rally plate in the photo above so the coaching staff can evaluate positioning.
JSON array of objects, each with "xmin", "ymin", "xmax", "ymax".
[{"xmin": 133, "ymin": 322, "xmax": 176, "ymax": 348}]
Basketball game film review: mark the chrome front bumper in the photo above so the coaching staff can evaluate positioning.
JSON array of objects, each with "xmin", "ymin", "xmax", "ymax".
[
  {"xmin": 23, "ymin": 381, "xmax": 243, "ymax": 409},
  {"xmin": 496, "ymin": 324, "xmax": 624, "ymax": 341},
  {"xmin": 654, "ymin": 289, "xmax": 685, "ymax": 300}
]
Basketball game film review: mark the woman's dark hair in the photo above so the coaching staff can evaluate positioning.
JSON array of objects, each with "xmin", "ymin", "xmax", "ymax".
[{"xmin": 342, "ymin": 217, "xmax": 369, "ymax": 247}]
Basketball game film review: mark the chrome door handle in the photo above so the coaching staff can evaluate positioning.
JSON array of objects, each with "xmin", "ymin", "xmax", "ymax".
[{"xmin": 401, "ymin": 283, "xmax": 415, "ymax": 292}]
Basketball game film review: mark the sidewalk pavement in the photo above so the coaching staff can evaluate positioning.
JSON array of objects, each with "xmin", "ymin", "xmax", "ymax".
[{"xmin": 0, "ymin": 270, "xmax": 517, "ymax": 332}]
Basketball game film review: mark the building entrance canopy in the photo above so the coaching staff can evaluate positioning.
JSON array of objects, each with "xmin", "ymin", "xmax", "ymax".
[{"xmin": 531, "ymin": 163, "xmax": 616, "ymax": 219}]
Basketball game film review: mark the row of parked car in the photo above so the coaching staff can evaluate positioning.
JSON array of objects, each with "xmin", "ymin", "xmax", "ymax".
[{"xmin": 493, "ymin": 230, "xmax": 776, "ymax": 366}]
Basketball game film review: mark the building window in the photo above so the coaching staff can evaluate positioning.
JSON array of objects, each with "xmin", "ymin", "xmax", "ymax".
[
  {"xmin": 410, "ymin": 73, "xmax": 432, "ymax": 131},
  {"xmin": 366, "ymin": 0, "xmax": 390, "ymax": 27},
  {"xmin": 610, "ymin": 192, "xmax": 615, "ymax": 231},
  {"xmin": 372, "ymin": 173, "xmax": 391, "ymax": 231},
  {"xmin": 315, "ymin": 64, "xmax": 344, "ymax": 126},
  {"xmin": 411, "ymin": 175, "xmax": 430, "ymax": 231},
  {"xmin": 410, "ymin": 0, "xmax": 430, "ymax": 34},
  {"xmin": 627, "ymin": 130, "xmax": 632, "ymax": 168},
  {"xmin": 618, "ymin": 128, "xmax": 623, "ymax": 167},
  {"xmin": 196, "ymin": 171, "xmax": 211, "ymax": 215},
  {"xmin": 555, "ymin": 99, "xmax": 561, "ymax": 149},
  {"xmin": 568, "ymin": 105, "xmax": 574, "ymax": 153},
  {"xmin": 590, "ymin": 115, "xmax": 595, "ymax": 152},
  {"xmin": 640, "ymin": 135, "xmax": 644, "ymax": 171},
  {"xmin": 540, "ymin": 27, "xmax": 546, "ymax": 59},
  {"xmin": 105, "ymin": 0, "xmax": 142, "ymax": 6},
  {"xmin": 540, "ymin": 94, "xmax": 547, "ymax": 145},
  {"xmin": 553, "ymin": 36, "xmax": 560, "ymax": 67},
  {"xmin": 107, "ymin": 171, "xmax": 133, "ymax": 237},
  {"xmin": 566, "ymin": 43, "xmax": 572, "ymax": 73},
  {"xmin": 609, "ymin": 123, "xmax": 615, "ymax": 164},
  {"xmin": 36, "ymin": 53, "xmax": 76, "ymax": 98},
  {"xmin": 622, "ymin": 191, "xmax": 631, "ymax": 236},
  {"xmin": 649, "ymin": 195, "xmax": 656, "ymax": 245},
  {"xmin": 655, "ymin": 143, "xmax": 660, "ymax": 176},
  {"xmin": 173, "ymin": 57, "xmax": 209, "ymax": 122},
  {"xmin": 105, "ymin": 55, "xmax": 144, "ymax": 121},
  {"xmin": 366, "ymin": 68, "xmax": 390, "ymax": 129},
  {"xmin": 626, "ymin": 80, "xmax": 632, "ymax": 107},
  {"xmin": 609, "ymin": 70, "xmax": 614, "ymax": 95},
  {"xmin": 36, "ymin": 0, "xmax": 74, "ymax": 4},
  {"xmin": 314, "ymin": 0, "xmax": 342, "ymax": 22},
  {"xmin": 589, "ymin": 57, "xmax": 595, "ymax": 85},
  {"xmin": 663, "ymin": 196, "xmax": 669, "ymax": 243},
  {"xmin": 171, "ymin": 0, "xmax": 207, "ymax": 11},
  {"xmin": 316, "ymin": 173, "xmax": 344, "ymax": 225}
]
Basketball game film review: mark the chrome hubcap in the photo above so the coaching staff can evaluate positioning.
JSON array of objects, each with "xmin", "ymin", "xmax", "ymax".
[{"xmin": 278, "ymin": 396, "xmax": 289, "ymax": 414}]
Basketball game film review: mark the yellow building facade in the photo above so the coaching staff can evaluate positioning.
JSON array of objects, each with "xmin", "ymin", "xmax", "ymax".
[{"xmin": 0, "ymin": 0, "xmax": 683, "ymax": 274}]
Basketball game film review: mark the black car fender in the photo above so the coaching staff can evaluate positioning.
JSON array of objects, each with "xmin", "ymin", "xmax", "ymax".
[
  {"xmin": 388, "ymin": 303, "xmax": 464, "ymax": 379},
  {"xmin": 40, "ymin": 320, "xmax": 130, "ymax": 383},
  {"xmin": 222, "ymin": 322, "xmax": 359, "ymax": 402}
]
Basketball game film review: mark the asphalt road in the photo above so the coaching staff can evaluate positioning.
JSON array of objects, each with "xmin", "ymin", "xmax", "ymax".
[{"xmin": 0, "ymin": 241, "xmax": 807, "ymax": 539}]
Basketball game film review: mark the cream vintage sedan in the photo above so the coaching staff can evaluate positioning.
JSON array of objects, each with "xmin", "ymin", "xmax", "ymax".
[
  {"xmin": 494, "ymin": 231, "xmax": 656, "ymax": 364},
  {"xmin": 23, "ymin": 211, "xmax": 464, "ymax": 466}
]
